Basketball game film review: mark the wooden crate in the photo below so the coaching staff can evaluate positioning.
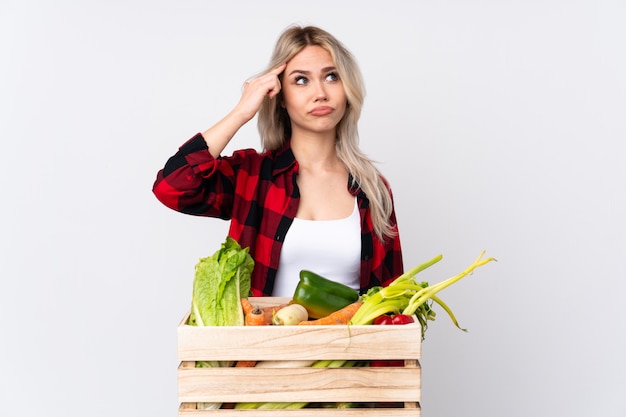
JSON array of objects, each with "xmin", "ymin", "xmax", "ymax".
[{"xmin": 178, "ymin": 297, "xmax": 421, "ymax": 416}]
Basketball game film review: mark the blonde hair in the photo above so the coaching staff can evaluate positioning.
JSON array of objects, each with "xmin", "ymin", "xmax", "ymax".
[{"xmin": 257, "ymin": 25, "xmax": 396, "ymax": 240}]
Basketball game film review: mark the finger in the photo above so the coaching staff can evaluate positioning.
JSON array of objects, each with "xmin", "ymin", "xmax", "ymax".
[
  {"xmin": 267, "ymin": 78, "xmax": 282, "ymax": 99},
  {"xmin": 269, "ymin": 63, "xmax": 287, "ymax": 76}
]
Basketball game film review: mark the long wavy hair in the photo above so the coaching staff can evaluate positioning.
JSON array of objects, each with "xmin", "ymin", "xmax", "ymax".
[{"xmin": 257, "ymin": 25, "xmax": 396, "ymax": 240}]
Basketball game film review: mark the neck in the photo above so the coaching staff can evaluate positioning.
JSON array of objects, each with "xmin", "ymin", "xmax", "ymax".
[{"xmin": 290, "ymin": 133, "xmax": 339, "ymax": 169}]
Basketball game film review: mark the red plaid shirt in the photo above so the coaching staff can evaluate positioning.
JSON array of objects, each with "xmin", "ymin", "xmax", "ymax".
[{"xmin": 153, "ymin": 133, "xmax": 404, "ymax": 296}]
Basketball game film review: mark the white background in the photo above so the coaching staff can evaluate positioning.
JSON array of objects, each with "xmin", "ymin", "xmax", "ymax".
[{"xmin": 2, "ymin": 1, "xmax": 625, "ymax": 416}]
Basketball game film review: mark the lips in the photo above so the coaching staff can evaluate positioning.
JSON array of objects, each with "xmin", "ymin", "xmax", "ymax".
[{"xmin": 309, "ymin": 106, "xmax": 334, "ymax": 116}]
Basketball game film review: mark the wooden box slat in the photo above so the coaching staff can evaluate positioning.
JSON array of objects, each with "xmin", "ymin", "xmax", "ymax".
[
  {"xmin": 178, "ymin": 365, "xmax": 421, "ymax": 403},
  {"xmin": 178, "ymin": 298, "xmax": 421, "ymax": 361}
]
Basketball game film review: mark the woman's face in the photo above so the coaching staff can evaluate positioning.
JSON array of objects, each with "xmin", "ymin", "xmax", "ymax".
[{"xmin": 281, "ymin": 45, "xmax": 347, "ymax": 139}]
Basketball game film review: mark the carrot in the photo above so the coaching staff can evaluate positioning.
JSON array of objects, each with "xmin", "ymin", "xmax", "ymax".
[
  {"xmin": 242, "ymin": 299, "xmax": 290, "ymax": 325},
  {"xmin": 241, "ymin": 298, "xmax": 255, "ymax": 316},
  {"xmin": 298, "ymin": 301, "xmax": 363, "ymax": 325},
  {"xmin": 235, "ymin": 360, "xmax": 257, "ymax": 367},
  {"xmin": 245, "ymin": 306, "xmax": 267, "ymax": 326}
]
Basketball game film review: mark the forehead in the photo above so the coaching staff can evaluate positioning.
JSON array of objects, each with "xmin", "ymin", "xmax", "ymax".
[{"xmin": 286, "ymin": 45, "xmax": 335, "ymax": 71}]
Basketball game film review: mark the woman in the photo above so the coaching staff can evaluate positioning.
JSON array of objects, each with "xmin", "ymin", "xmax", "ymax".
[{"xmin": 153, "ymin": 25, "xmax": 403, "ymax": 296}]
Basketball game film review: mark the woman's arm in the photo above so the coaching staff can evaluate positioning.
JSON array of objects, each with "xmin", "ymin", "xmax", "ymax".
[
  {"xmin": 153, "ymin": 64, "xmax": 286, "ymax": 215},
  {"xmin": 202, "ymin": 63, "xmax": 286, "ymax": 158}
]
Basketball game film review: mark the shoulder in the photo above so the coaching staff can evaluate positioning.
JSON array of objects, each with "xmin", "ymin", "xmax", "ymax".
[
  {"xmin": 217, "ymin": 144, "xmax": 296, "ymax": 179},
  {"xmin": 222, "ymin": 147, "xmax": 289, "ymax": 168},
  {"xmin": 378, "ymin": 174, "xmax": 393, "ymax": 190},
  {"xmin": 225, "ymin": 143, "xmax": 286, "ymax": 161},
  {"xmin": 378, "ymin": 175, "xmax": 398, "ymax": 202}
]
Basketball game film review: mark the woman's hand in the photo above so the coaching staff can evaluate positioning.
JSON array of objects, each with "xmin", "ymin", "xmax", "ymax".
[{"xmin": 235, "ymin": 63, "xmax": 286, "ymax": 122}]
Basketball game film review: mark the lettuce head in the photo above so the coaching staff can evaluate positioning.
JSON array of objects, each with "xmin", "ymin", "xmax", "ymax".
[{"xmin": 189, "ymin": 236, "xmax": 254, "ymax": 327}]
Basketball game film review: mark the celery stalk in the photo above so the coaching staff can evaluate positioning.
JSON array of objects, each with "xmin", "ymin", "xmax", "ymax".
[
  {"xmin": 350, "ymin": 251, "xmax": 496, "ymax": 339},
  {"xmin": 403, "ymin": 251, "xmax": 496, "ymax": 317}
]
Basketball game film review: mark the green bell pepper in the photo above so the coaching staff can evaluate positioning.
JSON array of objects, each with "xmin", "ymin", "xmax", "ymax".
[{"xmin": 292, "ymin": 270, "xmax": 360, "ymax": 319}]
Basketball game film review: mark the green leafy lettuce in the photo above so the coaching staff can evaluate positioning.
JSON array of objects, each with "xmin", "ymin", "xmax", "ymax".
[{"xmin": 189, "ymin": 236, "xmax": 254, "ymax": 327}]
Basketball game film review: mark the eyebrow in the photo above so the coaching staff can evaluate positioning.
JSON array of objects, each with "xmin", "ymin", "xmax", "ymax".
[{"xmin": 288, "ymin": 66, "xmax": 337, "ymax": 76}]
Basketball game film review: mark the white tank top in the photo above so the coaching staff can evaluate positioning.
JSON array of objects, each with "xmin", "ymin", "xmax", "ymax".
[{"xmin": 272, "ymin": 198, "xmax": 361, "ymax": 297}]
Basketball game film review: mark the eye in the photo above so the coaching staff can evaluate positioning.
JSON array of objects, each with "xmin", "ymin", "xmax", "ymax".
[
  {"xmin": 295, "ymin": 76, "xmax": 308, "ymax": 85},
  {"xmin": 325, "ymin": 72, "xmax": 339, "ymax": 82}
]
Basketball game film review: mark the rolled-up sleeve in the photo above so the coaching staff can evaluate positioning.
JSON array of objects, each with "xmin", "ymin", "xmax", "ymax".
[{"xmin": 153, "ymin": 133, "xmax": 241, "ymax": 219}]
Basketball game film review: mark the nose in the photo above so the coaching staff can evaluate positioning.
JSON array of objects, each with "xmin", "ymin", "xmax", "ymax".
[{"xmin": 313, "ymin": 80, "xmax": 328, "ymax": 101}]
